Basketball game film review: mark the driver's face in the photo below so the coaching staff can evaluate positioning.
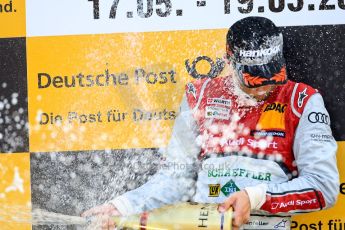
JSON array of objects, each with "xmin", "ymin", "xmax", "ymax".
[{"xmin": 232, "ymin": 65, "xmax": 277, "ymax": 101}]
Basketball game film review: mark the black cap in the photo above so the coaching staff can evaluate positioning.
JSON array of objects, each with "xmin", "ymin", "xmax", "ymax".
[{"xmin": 226, "ymin": 17, "xmax": 287, "ymax": 87}]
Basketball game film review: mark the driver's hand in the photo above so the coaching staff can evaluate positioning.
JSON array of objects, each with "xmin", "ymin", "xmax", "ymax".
[{"xmin": 218, "ymin": 190, "xmax": 251, "ymax": 230}]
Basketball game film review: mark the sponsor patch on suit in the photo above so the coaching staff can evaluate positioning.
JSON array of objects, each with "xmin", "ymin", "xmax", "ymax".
[
  {"xmin": 208, "ymin": 184, "xmax": 221, "ymax": 197},
  {"xmin": 257, "ymin": 102, "xmax": 287, "ymax": 130},
  {"xmin": 207, "ymin": 98, "xmax": 231, "ymax": 107},
  {"xmin": 298, "ymin": 88, "xmax": 308, "ymax": 108},
  {"xmin": 221, "ymin": 180, "xmax": 240, "ymax": 196},
  {"xmin": 205, "ymin": 106, "xmax": 230, "ymax": 120},
  {"xmin": 251, "ymin": 130, "xmax": 286, "ymax": 138}
]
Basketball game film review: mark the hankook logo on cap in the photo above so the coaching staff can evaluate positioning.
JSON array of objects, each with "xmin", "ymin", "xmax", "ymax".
[{"xmin": 239, "ymin": 45, "xmax": 281, "ymax": 58}]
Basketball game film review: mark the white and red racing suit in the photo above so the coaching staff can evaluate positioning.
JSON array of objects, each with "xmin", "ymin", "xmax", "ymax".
[{"xmin": 110, "ymin": 76, "xmax": 339, "ymax": 229}]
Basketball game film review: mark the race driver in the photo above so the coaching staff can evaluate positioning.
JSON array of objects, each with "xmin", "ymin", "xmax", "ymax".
[{"xmin": 82, "ymin": 17, "xmax": 339, "ymax": 230}]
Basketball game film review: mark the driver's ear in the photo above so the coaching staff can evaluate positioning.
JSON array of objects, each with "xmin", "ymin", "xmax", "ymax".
[
  {"xmin": 225, "ymin": 44, "xmax": 233, "ymax": 61},
  {"xmin": 225, "ymin": 44, "xmax": 237, "ymax": 69},
  {"xmin": 223, "ymin": 53, "xmax": 231, "ymax": 65}
]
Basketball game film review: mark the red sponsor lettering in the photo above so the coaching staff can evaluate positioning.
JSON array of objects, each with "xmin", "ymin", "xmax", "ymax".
[{"xmin": 261, "ymin": 191, "xmax": 325, "ymax": 213}]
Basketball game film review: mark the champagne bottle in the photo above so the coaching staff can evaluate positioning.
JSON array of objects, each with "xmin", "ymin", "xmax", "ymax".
[{"xmin": 113, "ymin": 202, "xmax": 232, "ymax": 230}]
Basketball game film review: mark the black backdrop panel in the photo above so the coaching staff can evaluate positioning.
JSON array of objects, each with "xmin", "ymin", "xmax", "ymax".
[
  {"xmin": 282, "ymin": 25, "xmax": 345, "ymax": 141},
  {"xmin": 0, "ymin": 38, "xmax": 28, "ymax": 153}
]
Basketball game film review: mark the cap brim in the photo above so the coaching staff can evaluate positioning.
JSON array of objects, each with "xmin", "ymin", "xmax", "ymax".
[
  {"xmin": 236, "ymin": 58, "xmax": 285, "ymax": 78},
  {"xmin": 235, "ymin": 59, "xmax": 287, "ymax": 88}
]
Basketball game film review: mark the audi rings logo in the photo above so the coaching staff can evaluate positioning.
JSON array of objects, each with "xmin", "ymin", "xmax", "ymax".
[{"xmin": 308, "ymin": 112, "xmax": 330, "ymax": 125}]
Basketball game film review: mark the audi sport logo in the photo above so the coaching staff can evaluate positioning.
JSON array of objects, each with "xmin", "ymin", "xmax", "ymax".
[{"xmin": 308, "ymin": 112, "xmax": 330, "ymax": 125}]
